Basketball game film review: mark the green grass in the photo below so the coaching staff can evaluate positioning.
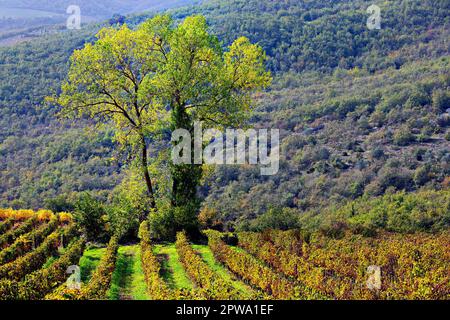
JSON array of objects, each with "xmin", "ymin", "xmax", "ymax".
[
  {"xmin": 42, "ymin": 255, "xmax": 58, "ymax": 269},
  {"xmin": 192, "ymin": 244, "xmax": 256, "ymax": 297},
  {"xmin": 153, "ymin": 243, "xmax": 193, "ymax": 290},
  {"xmin": 79, "ymin": 247, "xmax": 106, "ymax": 283},
  {"xmin": 130, "ymin": 246, "xmax": 149, "ymax": 300},
  {"xmin": 41, "ymin": 245, "xmax": 71, "ymax": 269},
  {"xmin": 108, "ymin": 245, "xmax": 149, "ymax": 300}
]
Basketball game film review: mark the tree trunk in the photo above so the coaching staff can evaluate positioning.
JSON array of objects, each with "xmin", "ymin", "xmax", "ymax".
[
  {"xmin": 170, "ymin": 104, "xmax": 202, "ymax": 208},
  {"xmin": 141, "ymin": 134, "xmax": 157, "ymax": 217}
]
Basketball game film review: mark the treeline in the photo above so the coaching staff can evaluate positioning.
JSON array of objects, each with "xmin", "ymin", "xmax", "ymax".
[
  {"xmin": 171, "ymin": 0, "xmax": 450, "ymax": 73},
  {"xmin": 242, "ymin": 189, "xmax": 450, "ymax": 236}
]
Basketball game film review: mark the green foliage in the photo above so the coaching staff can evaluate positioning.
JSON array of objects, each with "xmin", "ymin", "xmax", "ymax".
[
  {"xmin": 181, "ymin": 0, "xmax": 449, "ymax": 73},
  {"xmin": 393, "ymin": 126, "xmax": 415, "ymax": 146},
  {"xmin": 44, "ymin": 195, "xmax": 75, "ymax": 213},
  {"xmin": 406, "ymin": 87, "xmax": 432, "ymax": 109},
  {"xmin": 106, "ymin": 169, "xmax": 152, "ymax": 238},
  {"xmin": 73, "ymin": 193, "xmax": 108, "ymax": 242},
  {"xmin": 299, "ymin": 190, "xmax": 450, "ymax": 235},
  {"xmin": 205, "ymin": 57, "xmax": 450, "ymax": 224},
  {"xmin": 432, "ymin": 89, "xmax": 450, "ymax": 113},
  {"xmin": 244, "ymin": 207, "xmax": 300, "ymax": 232},
  {"xmin": 148, "ymin": 204, "xmax": 176, "ymax": 241}
]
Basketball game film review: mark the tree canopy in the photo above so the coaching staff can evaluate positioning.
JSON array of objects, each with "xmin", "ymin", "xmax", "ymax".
[{"xmin": 51, "ymin": 14, "xmax": 271, "ymax": 234}]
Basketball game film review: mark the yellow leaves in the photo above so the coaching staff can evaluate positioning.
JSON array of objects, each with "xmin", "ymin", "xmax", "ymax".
[
  {"xmin": 139, "ymin": 221, "xmax": 173, "ymax": 300},
  {"xmin": 176, "ymin": 231, "xmax": 241, "ymax": 299},
  {"xmin": 0, "ymin": 208, "xmax": 35, "ymax": 220},
  {"xmin": 138, "ymin": 14, "xmax": 173, "ymax": 40},
  {"xmin": 0, "ymin": 209, "xmax": 75, "ymax": 225},
  {"xmin": 58, "ymin": 212, "xmax": 73, "ymax": 224},
  {"xmin": 224, "ymin": 36, "xmax": 272, "ymax": 91},
  {"xmin": 51, "ymin": 13, "xmax": 271, "ymax": 157},
  {"xmin": 36, "ymin": 210, "xmax": 54, "ymax": 221},
  {"xmin": 205, "ymin": 230, "xmax": 300, "ymax": 300},
  {"xmin": 198, "ymin": 206, "xmax": 219, "ymax": 228}
]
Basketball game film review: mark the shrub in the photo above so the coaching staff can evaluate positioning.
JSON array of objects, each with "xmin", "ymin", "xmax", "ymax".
[
  {"xmin": 73, "ymin": 193, "xmax": 108, "ymax": 242},
  {"xmin": 44, "ymin": 195, "xmax": 75, "ymax": 213},
  {"xmin": 319, "ymin": 221, "xmax": 348, "ymax": 239},
  {"xmin": 393, "ymin": 126, "xmax": 415, "ymax": 146},
  {"xmin": 248, "ymin": 207, "xmax": 300, "ymax": 232},
  {"xmin": 406, "ymin": 87, "xmax": 431, "ymax": 108},
  {"xmin": 148, "ymin": 204, "xmax": 176, "ymax": 241},
  {"xmin": 198, "ymin": 206, "xmax": 222, "ymax": 230},
  {"xmin": 432, "ymin": 89, "xmax": 450, "ymax": 113}
]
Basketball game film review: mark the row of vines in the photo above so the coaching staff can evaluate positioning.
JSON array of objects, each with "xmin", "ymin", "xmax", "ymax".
[{"xmin": 237, "ymin": 230, "xmax": 450, "ymax": 299}]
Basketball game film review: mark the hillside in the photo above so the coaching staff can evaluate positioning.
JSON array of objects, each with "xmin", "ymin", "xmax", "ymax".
[
  {"xmin": 0, "ymin": 1, "xmax": 199, "ymax": 45},
  {"xmin": 0, "ymin": 0, "xmax": 198, "ymax": 18},
  {"xmin": 0, "ymin": 0, "xmax": 449, "ymax": 230}
]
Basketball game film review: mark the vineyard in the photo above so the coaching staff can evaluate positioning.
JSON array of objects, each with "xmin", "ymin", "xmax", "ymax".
[{"xmin": 0, "ymin": 209, "xmax": 449, "ymax": 300}]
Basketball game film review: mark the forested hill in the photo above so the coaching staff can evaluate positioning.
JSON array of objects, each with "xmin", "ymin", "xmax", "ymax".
[
  {"xmin": 0, "ymin": 0, "xmax": 449, "ymax": 230},
  {"xmin": 0, "ymin": 0, "xmax": 198, "ymax": 17}
]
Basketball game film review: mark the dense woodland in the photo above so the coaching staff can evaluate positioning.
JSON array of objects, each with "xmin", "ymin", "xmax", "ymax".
[{"xmin": 0, "ymin": 0, "xmax": 449, "ymax": 236}]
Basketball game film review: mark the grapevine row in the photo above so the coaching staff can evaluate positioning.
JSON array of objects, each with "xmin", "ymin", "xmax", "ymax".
[
  {"xmin": 238, "ymin": 231, "xmax": 353, "ymax": 299},
  {"xmin": 139, "ymin": 221, "xmax": 173, "ymax": 300},
  {"xmin": 78, "ymin": 235, "xmax": 120, "ymax": 300},
  {"xmin": 0, "ymin": 217, "xmax": 14, "ymax": 234},
  {"xmin": 0, "ymin": 216, "xmax": 59, "ymax": 265},
  {"xmin": 261, "ymin": 229, "xmax": 450, "ymax": 299},
  {"xmin": 204, "ymin": 230, "xmax": 308, "ymax": 300},
  {"xmin": 176, "ymin": 231, "xmax": 243, "ymax": 300},
  {"xmin": 0, "ymin": 238, "xmax": 86, "ymax": 300},
  {"xmin": 0, "ymin": 216, "xmax": 38, "ymax": 248},
  {"xmin": 0, "ymin": 224, "xmax": 77, "ymax": 281}
]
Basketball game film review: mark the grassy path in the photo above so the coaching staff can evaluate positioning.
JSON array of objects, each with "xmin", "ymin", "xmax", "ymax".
[
  {"xmin": 192, "ymin": 244, "xmax": 257, "ymax": 298},
  {"xmin": 79, "ymin": 247, "xmax": 105, "ymax": 283},
  {"xmin": 108, "ymin": 245, "xmax": 149, "ymax": 300},
  {"xmin": 153, "ymin": 244, "xmax": 194, "ymax": 290}
]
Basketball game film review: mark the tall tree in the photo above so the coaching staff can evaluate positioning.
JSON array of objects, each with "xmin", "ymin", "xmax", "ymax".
[
  {"xmin": 52, "ymin": 14, "xmax": 271, "ymax": 230},
  {"xmin": 145, "ymin": 15, "xmax": 271, "ymax": 232}
]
